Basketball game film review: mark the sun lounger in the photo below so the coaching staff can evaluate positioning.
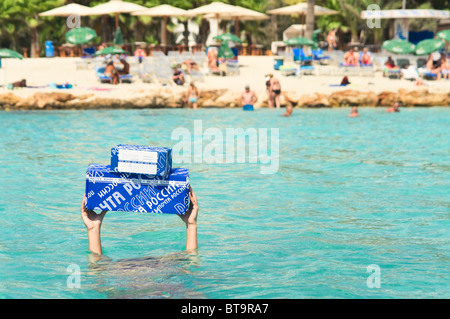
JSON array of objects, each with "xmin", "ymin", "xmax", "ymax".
[
  {"xmin": 298, "ymin": 65, "xmax": 315, "ymax": 76},
  {"xmin": 312, "ymin": 49, "xmax": 330, "ymax": 65},
  {"xmin": 226, "ymin": 60, "xmax": 240, "ymax": 76},
  {"xmin": 189, "ymin": 69, "xmax": 205, "ymax": 82},
  {"xmin": 95, "ymin": 67, "xmax": 134, "ymax": 84},
  {"xmin": 279, "ymin": 64, "xmax": 297, "ymax": 76}
]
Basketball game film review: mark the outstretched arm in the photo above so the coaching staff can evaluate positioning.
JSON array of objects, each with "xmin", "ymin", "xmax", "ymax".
[
  {"xmin": 179, "ymin": 186, "xmax": 199, "ymax": 253},
  {"xmin": 81, "ymin": 195, "xmax": 107, "ymax": 256}
]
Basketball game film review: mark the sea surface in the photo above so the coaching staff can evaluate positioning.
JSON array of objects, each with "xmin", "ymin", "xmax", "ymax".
[{"xmin": 0, "ymin": 107, "xmax": 449, "ymax": 299}]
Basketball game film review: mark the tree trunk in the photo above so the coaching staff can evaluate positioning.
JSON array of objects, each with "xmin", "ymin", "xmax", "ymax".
[
  {"xmin": 305, "ymin": 0, "xmax": 315, "ymax": 40},
  {"xmin": 30, "ymin": 26, "xmax": 39, "ymax": 58}
]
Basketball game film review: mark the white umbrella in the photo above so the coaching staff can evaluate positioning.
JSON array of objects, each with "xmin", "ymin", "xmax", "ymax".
[
  {"xmin": 39, "ymin": 3, "xmax": 94, "ymax": 17},
  {"xmin": 267, "ymin": 3, "xmax": 339, "ymax": 16},
  {"xmin": 203, "ymin": 5, "xmax": 269, "ymax": 36},
  {"xmin": 187, "ymin": 2, "xmax": 242, "ymax": 36},
  {"xmin": 132, "ymin": 5, "xmax": 191, "ymax": 47},
  {"xmin": 89, "ymin": 0, "xmax": 148, "ymax": 28},
  {"xmin": 268, "ymin": 3, "xmax": 338, "ymax": 37}
]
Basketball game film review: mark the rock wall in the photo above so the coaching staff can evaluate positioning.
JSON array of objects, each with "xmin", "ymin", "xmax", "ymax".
[{"xmin": 1, "ymin": 88, "xmax": 449, "ymax": 111}]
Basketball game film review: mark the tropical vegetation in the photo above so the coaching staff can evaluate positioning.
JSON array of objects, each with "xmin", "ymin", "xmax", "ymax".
[{"xmin": 0, "ymin": 0, "xmax": 448, "ymax": 57}]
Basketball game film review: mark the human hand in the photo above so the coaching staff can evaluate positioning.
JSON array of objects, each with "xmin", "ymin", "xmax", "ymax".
[
  {"xmin": 179, "ymin": 186, "xmax": 199, "ymax": 227},
  {"xmin": 81, "ymin": 195, "xmax": 107, "ymax": 232}
]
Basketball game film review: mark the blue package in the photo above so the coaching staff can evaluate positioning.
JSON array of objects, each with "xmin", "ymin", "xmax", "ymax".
[
  {"xmin": 85, "ymin": 164, "xmax": 189, "ymax": 215},
  {"xmin": 110, "ymin": 144, "xmax": 172, "ymax": 176}
]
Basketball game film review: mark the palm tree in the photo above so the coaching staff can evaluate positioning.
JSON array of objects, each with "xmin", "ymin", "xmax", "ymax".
[{"xmin": 305, "ymin": 0, "xmax": 315, "ymax": 40}]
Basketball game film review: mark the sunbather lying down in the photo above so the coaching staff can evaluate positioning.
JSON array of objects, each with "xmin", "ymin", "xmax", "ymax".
[{"xmin": 183, "ymin": 60, "xmax": 200, "ymax": 73}]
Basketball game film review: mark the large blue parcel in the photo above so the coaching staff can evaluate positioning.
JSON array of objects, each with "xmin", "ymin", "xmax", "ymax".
[
  {"xmin": 85, "ymin": 164, "xmax": 189, "ymax": 215},
  {"xmin": 110, "ymin": 144, "xmax": 172, "ymax": 177}
]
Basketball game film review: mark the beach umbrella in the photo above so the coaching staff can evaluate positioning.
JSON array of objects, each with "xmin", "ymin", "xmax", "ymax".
[
  {"xmin": 66, "ymin": 27, "xmax": 97, "ymax": 45},
  {"xmin": 0, "ymin": 48, "xmax": 24, "ymax": 91},
  {"xmin": 213, "ymin": 33, "xmax": 243, "ymax": 43},
  {"xmin": 382, "ymin": 39, "xmax": 416, "ymax": 54},
  {"xmin": 437, "ymin": 30, "xmax": 450, "ymax": 42},
  {"xmin": 285, "ymin": 36, "xmax": 317, "ymax": 47},
  {"xmin": 39, "ymin": 3, "xmax": 94, "ymax": 17},
  {"xmin": 94, "ymin": 46, "xmax": 127, "ymax": 56},
  {"xmin": 113, "ymin": 27, "xmax": 124, "ymax": 45},
  {"xmin": 203, "ymin": 5, "xmax": 269, "ymax": 36},
  {"xmin": 415, "ymin": 39, "xmax": 445, "ymax": 55},
  {"xmin": 268, "ymin": 3, "xmax": 338, "ymax": 37},
  {"xmin": 89, "ymin": 0, "xmax": 148, "ymax": 29},
  {"xmin": 187, "ymin": 2, "xmax": 242, "ymax": 37},
  {"xmin": 131, "ymin": 5, "xmax": 191, "ymax": 47},
  {"xmin": 218, "ymin": 41, "xmax": 235, "ymax": 59}
]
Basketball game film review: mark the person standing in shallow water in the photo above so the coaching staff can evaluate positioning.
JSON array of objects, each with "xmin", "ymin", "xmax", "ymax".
[
  {"xmin": 186, "ymin": 82, "xmax": 199, "ymax": 109},
  {"xmin": 241, "ymin": 85, "xmax": 257, "ymax": 111},
  {"xmin": 81, "ymin": 186, "xmax": 199, "ymax": 256}
]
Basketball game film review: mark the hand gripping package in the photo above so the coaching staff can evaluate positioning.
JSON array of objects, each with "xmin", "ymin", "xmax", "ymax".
[
  {"xmin": 85, "ymin": 164, "xmax": 189, "ymax": 215},
  {"xmin": 110, "ymin": 144, "xmax": 172, "ymax": 177}
]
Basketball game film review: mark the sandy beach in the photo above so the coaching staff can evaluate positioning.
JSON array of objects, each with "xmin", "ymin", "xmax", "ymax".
[{"xmin": 1, "ymin": 55, "xmax": 449, "ymax": 108}]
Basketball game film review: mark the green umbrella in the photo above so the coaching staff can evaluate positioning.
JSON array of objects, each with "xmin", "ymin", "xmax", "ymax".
[
  {"xmin": 94, "ymin": 46, "xmax": 127, "ymax": 56},
  {"xmin": 284, "ymin": 37, "xmax": 317, "ymax": 47},
  {"xmin": 0, "ymin": 48, "xmax": 24, "ymax": 91},
  {"xmin": 218, "ymin": 41, "xmax": 235, "ymax": 59},
  {"xmin": 382, "ymin": 39, "xmax": 415, "ymax": 54},
  {"xmin": 415, "ymin": 39, "xmax": 445, "ymax": 55},
  {"xmin": 213, "ymin": 33, "xmax": 242, "ymax": 43},
  {"xmin": 437, "ymin": 30, "xmax": 450, "ymax": 42},
  {"xmin": 113, "ymin": 27, "xmax": 124, "ymax": 46},
  {"xmin": 66, "ymin": 27, "xmax": 97, "ymax": 45}
]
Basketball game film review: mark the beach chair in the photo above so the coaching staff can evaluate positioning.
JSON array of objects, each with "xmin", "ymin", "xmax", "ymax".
[
  {"xmin": 298, "ymin": 48, "xmax": 313, "ymax": 65},
  {"xmin": 226, "ymin": 60, "xmax": 240, "ymax": 76},
  {"xmin": 189, "ymin": 69, "xmax": 205, "ymax": 82},
  {"xmin": 154, "ymin": 67, "xmax": 173, "ymax": 85},
  {"xmin": 95, "ymin": 67, "xmax": 113, "ymax": 84},
  {"xmin": 386, "ymin": 68, "xmax": 402, "ymax": 79},
  {"xmin": 279, "ymin": 64, "xmax": 297, "ymax": 76},
  {"xmin": 312, "ymin": 48, "xmax": 331, "ymax": 65},
  {"xmin": 396, "ymin": 58, "xmax": 410, "ymax": 69},
  {"xmin": 298, "ymin": 65, "xmax": 315, "ymax": 76}
]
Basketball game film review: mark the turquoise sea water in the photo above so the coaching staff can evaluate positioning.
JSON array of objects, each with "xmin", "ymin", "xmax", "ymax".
[{"xmin": 0, "ymin": 107, "xmax": 449, "ymax": 299}]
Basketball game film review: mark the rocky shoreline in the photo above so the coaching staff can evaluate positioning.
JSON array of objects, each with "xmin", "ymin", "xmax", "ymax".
[{"xmin": 1, "ymin": 88, "xmax": 449, "ymax": 110}]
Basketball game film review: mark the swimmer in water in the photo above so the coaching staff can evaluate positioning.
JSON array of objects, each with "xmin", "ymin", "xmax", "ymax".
[
  {"xmin": 386, "ymin": 101, "xmax": 400, "ymax": 113},
  {"xmin": 81, "ymin": 186, "xmax": 199, "ymax": 256},
  {"xmin": 348, "ymin": 106, "xmax": 359, "ymax": 117}
]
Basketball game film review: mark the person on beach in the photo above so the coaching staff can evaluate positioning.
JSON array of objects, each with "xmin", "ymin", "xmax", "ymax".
[
  {"xmin": 81, "ymin": 186, "xmax": 199, "ymax": 256},
  {"xmin": 241, "ymin": 85, "xmax": 257, "ymax": 111},
  {"xmin": 104, "ymin": 61, "xmax": 119, "ymax": 85},
  {"xmin": 173, "ymin": 66, "xmax": 185, "ymax": 85},
  {"xmin": 359, "ymin": 48, "xmax": 373, "ymax": 66},
  {"xmin": 266, "ymin": 74, "xmax": 281, "ymax": 109},
  {"xmin": 207, "ymin": 47, "xmax": 220, "ymax": 73},
  {"xmin": 426, "ymin": 52, "xmax": 442, "ymax": 80},
  {"xmin": 186, "ymin": 82, "xmax": 199, "ymax": 109},
  {"xmin": 134, "ymin": 46, "xmax": 147, "ymax": 63},
  {"xmin": 327, "ymin": 29, "xmax": 337, "ymax": 52},
  {"xmin": 343, "ymin": 48, "xmax": 358, "ymax": 66},
  {"xmin": 183, "ymin": 59, "xmax": 200, "ymax": 73},
  {"xmin": 440, "ymin": 53, "xmax": 449, "ymax": 80},
  {"xmin": 118, "ymin": 59, "xmax": 130, "ymax": 75},
  {"xmin": 386, "ymin": 102, "xmax": 400, "ymax": 113},
  {"xmin": 348, "ymin": 106, "xmax": 359, "ymax": 117}
]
